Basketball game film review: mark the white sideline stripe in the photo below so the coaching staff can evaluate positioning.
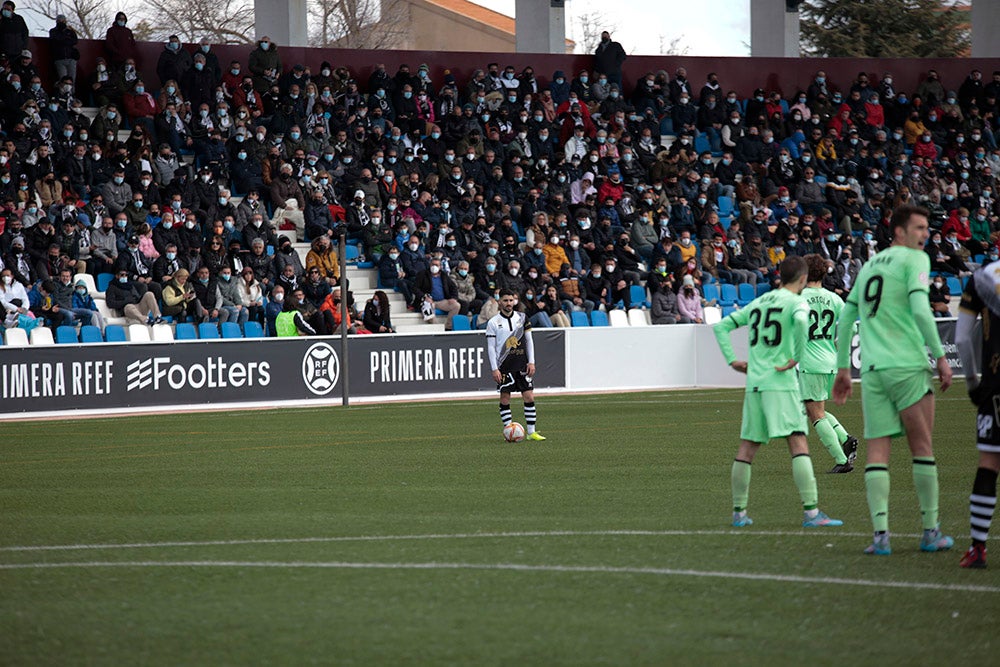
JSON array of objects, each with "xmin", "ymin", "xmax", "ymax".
[
  {"xmin": 0, "ymin": 529, "xmax": 923, "ymax": 553},
  {"xmin": 0, "ymin": 560, "xmax": 996, "ymax": 593}
]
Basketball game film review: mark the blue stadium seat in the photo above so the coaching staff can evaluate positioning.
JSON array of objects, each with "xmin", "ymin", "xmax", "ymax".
[
  {"xmin": 451, "ymin": 314, "xmax": 471, "ymax": 331},
  {"xmin": 590, "ymin": 311, "xmax": 610, "ymax": 327},
  {"xmin": 946, "ymin": 276, "xmax": 961, "ymax": 294},
  {"xmin": 814, "ymin": 174, "xmax": 828, "ymax": 185},
  {"xmin": 571, "ymin": 311, "xmax": 590, "ymax": 327},
  {"xmin": 104, "ymin": 325, "xmax": 127, "ymax": 342},
  {"xmin": 737, "ymin": 283, "xmax": 755, "ymax": 306},
  {"xmin": 720, "ymin": 284, "xmax": 738, "ymax": 306},
  {"xmin": 779, "ymin": 99, "xmax": 790, "ymax": 115},
  {"xmin": 175, "ymin": 323, "xmax": 198, "ymax": 340},
  {"xmin": 694, "ymin": 133, "xmax": 711, "ymax": 155},
  {"xmin": 243, "ymin": 321, "xmax": 265, "ymax": 338},
  {"xmin": 220, "ymin": 322, "xmax": 243, "ymax": 339},
  {"xmin": 975, "ymin": 254, "xmax": 985, "ymax": 265},
  {"xmin": 717, "ymin": 197, "xmax": 734, "ymax": 218},
  {"xmin": 629, "ymin": 284, "xmax": 648, "ymax": 308},
  {"xmin": 198, "ymin": 322, "xmax": 220, "ymax": 339},
  {"xmin": 703, "ymin": 283, "xmax": 720, "ymax": 304},
  {"xmin": 756, "ymin": 283, "xmax": 771, "ymax": 297},
  {"xmin": 722, "ymin": 305, "xmax": 738, "ymax": 318},
  {"xmin": 96, "ymin": 273, "xmax": 114, "ymax": 292},
  {"xmin": 55, "ymin": 326, "xmax": 79, "ymax": 344},
  {"xmin": 80, "ymin": 325, "xmax": 104, "ymax": 343}
]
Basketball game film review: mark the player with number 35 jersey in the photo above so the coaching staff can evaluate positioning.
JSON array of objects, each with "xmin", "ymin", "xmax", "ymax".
[{"xmin": 714, "ymin": 256, "xmax": 843, "ymax": 530}]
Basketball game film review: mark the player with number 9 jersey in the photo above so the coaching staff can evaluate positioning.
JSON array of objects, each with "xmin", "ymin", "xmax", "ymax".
[{"xmin": 840, "ymin": 245, "xmax": 942, "ymax": 374}]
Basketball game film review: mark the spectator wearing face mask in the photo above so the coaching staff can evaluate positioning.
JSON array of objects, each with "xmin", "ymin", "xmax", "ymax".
[
  {"xmin": 156, "ymin": 35, "xmax": 192, "ymax": 88},
  {"xmin": 649, "ymin": 272, "xmax": 685, "ymax": 325},
  {"xmin": 106, "ymin": 268, "xmax": 162, "ymax": 325},
  {"xmin": 929, "ymin": 275, "xmax": 952, "ymax": 318},
  {"xmin": 676, "ymin": 275, "xmax": 704, "ymax": 324},
  {"xmin": 248, "ymin": 37, "xmax": 281, "ymax": 93},
  {"xmin": 415, "ymin": 258, "xmax": 461, "ymax": 329},
  {"xmin": 104, "ymin": 12, "xmax": 137, "ymax": 69}
]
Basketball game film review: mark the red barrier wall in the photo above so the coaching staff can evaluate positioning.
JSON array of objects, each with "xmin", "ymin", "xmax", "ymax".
[{"xmin": 26, "ymin": 36, "xmax": 990, "ymax": 100}]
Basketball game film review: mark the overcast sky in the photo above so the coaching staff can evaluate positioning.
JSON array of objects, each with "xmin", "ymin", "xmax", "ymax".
[
  {"xmin": 472, "ymin": 0, "xmax": 751, "ymax": 56},
  {"xmin": 24, "ymin": 0, "xmax": 752, "ymax": 56}
]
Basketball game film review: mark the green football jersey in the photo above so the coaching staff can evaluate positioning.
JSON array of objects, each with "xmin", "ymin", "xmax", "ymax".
[
  {"xmin": 799, "ymin": 286, "xmax": 844, "ymax": 374},
  {"xmin": 838, "ymin": 245, "xmax": 941, "ymax": 373},
  {"xmin": 714, "ymin": 287, "xmax": 809, "ymax": 392}
]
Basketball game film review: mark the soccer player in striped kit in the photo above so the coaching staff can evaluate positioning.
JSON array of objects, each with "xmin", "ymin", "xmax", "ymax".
[{"xmin": 486, "ymin": 289, "xmax": 545, "ymax": 441}]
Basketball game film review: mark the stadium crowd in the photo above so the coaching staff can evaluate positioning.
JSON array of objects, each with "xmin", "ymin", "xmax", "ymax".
[{"xmin": 1, "ymin": 5, "xmax": 1000, "ymax": 337}]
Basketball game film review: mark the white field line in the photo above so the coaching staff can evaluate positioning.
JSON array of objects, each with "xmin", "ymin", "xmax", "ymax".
[
  {"xmin": 0, "ymin": 529, "xmax": 924, "ymax": 553},
  {"xmin": 0, "ymin": 559, "xmax": 995, "ymax": 594}
]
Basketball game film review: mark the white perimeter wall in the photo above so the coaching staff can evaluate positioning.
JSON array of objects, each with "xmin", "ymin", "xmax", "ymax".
[{"xmin": 562, "ymin": 325, "xmax": 747, "ymax": 392}]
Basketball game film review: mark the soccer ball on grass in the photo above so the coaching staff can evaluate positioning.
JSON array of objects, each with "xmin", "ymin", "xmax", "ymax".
[{"xmin": 503, "ymin": 422, "xmax": 526, "ymax": 442}]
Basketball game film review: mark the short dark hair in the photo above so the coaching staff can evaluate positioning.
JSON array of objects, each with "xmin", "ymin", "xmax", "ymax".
[
  {"xmin": 498, "ymin": 288, "xmax": 516, "ymax": 298},
  {"xmin": 890, "ymin": 204, "xmax": 930, "ymax": 233},
  {"xmin": 779, "ymin": 255, "xmax": 807, "ymax": 285},
  {"xmin": 804, "ymin": 253, "xmax": 827, "ymax": 283}
]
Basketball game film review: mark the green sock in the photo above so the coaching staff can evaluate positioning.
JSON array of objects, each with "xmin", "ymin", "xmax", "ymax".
[
  {"xmin": 731, "ymin": 460, "xmax": 752, "ymax": 512},
  {"xmin": 814, "ymin": 418, "xmax": 848, "ymax": 465},
  {"xmin": 912, "ymin": 457, "xmax": 940, "ymax": 530},
  {"xmin": 825, "ymin": 413, "xmax": 849, "ymax": 445},
  {"xmin": 791, "ymin": 454, "xmax": 818, "ymax": 510},
  {"xmin": 865, "ymin": 465, "xmax": 890, "ymax": 532}
]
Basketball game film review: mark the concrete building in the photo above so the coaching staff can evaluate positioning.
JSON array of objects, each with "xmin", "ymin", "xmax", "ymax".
[{"xmin": 320, "ymin": 0, "xmax": 573, "ymax": 53}]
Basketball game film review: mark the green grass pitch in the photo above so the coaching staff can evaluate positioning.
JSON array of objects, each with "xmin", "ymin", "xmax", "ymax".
[{"xmin": 2, "ymin": 388, "xmax": 998, "ymax": 665}]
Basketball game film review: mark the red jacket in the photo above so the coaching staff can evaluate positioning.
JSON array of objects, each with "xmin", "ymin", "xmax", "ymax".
[
  {"xmin": 863, "ymin": 102, "xmax": 884, "ymax": 127},
  {"xmin": 942, "ymin": 212, "xmax": 972, "ymax": 242},
  {"xmin": 913, "ymin": 138, "xmax": 938, "ymax": 160},
  {"xmin": 597, "ymin": 179, "xmax": 624, "ymax": 203},
  {"xmin": 124, "ymin": 91, "xmax": 156, "ymax": 120}
]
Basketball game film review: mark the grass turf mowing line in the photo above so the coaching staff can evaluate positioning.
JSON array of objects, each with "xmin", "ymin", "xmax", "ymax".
[{"xmin": 1, "ymin": 388, "xmax": 998, "ymax": 665}]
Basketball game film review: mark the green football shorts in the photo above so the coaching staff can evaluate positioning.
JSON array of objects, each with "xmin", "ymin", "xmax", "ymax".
[
  {"xmin": 798, "ymin": 371, "xmax": 834, "ymax": 403},
  {"xmin": 861, "ymin": 367, "xmax": 934, "ymax": 439},
  {"xmin": 740, "ymin": 389, "xmax": 808, "ymax": 444}
]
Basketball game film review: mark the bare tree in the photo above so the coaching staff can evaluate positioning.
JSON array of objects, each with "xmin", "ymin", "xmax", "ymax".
[
  {"xmin": 308, "ymin": 0, "xmax": 410, "ymax": 50},
  {"xmin": 143, "ymin": 0, "xmax": 256, "ymax": 45},
  {"xmin": 22, "ymin": 0, "xmax": 129, "ymax": 40},
  {"xmin": 572, "ymin": 9, "xmax": 618, "ymax": 54},
  {"xmin": 657, "ymin": 35, "xmax": 691, "ymax": 56}
]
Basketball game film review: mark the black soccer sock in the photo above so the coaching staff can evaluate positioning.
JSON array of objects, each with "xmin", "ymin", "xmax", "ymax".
[
  {"xmin": 499, "ymin": 402, "xmax": 512, "ymax": 427},
  {"xmin": 524, "ymin": 401, "xmax": 537, "ymax": 433},
  {"xmin": 970, "ymin": 467, "xmax": 998, "ymax": 547}
]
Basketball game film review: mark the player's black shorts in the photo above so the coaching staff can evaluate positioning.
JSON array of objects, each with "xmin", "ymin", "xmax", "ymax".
[
  {"xmin": 497, "ymin": 371, "xmax": 534, "ymax": 394},
  {"xmin": 976, "ymin": 395, "xmax": 1000, "ymax": 453}
]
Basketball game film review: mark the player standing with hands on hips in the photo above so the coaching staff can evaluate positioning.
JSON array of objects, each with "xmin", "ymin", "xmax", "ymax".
[
  {"xmin": 954, "ymin": 261, "xmax": 1000, "ymax": 568},
  {"xmin": 487, "ymin": 289, "xmax": 545, "ymax": 441},
  {"xmin": 714, "ymin": 255, "xmax": 843, "ymax": 528},
  {"xmin": 834, "ymin": 204, "xmax": 955, "ymax": 556}
]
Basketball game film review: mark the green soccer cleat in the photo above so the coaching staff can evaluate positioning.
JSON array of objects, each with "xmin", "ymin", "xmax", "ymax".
[
  {"xmin": 802, "ymin": 511, "xmax": 843, "ymax": 528},
  {"xmin": 525, "ymin": 432, "xmax": 546, "ymax": 441},
  {"xmin": 920, "ymin": 527, "xmax": 955, "ymax": 552},
  {"xmin": 959, "ymin": 544, "xmax": 987, "ymax": 569},
  {"xmin": 864, "ymin": 533, "xmax": 892, "ymax": 556},
  {"xmin": 732, "ymin": 511, "xmax": 753, "ymax": 527}
]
